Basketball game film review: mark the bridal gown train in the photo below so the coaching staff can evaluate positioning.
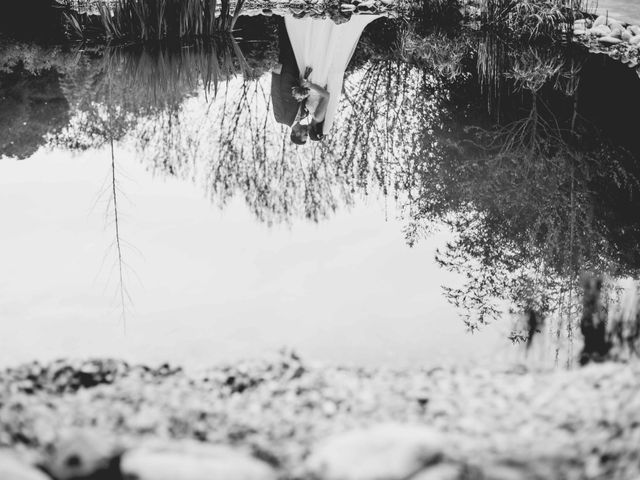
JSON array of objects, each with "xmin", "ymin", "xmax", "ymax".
[{"xmin": 284, "ymin": 15, "xmax": 381, "ymax": 135}]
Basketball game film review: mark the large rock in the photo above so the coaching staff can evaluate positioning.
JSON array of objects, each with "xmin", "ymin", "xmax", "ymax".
[
  {"xmin": 0, "ymin": 453, "xmax": 51, "ymax": 480},
  {"xmin": 593, "ymin": 15, "xmax": 608, "ymax": 27},
  {"xmin": 120, "ymin": 441, "xmax": 277, "ymax": 480},
  {"xmin": 589, "ymin": 25, "xmax": 611, "ymax": 37},
  {"xmin": 306, "ymin": 424, "xmax": 445, "ymax": 480},
  {"xmin": 410, "ymin": 463, "xmax": 463, "ymax": 480},
  {"xmin": 598, "ymin": 36, "xmax": 623, "ymax": 45}
]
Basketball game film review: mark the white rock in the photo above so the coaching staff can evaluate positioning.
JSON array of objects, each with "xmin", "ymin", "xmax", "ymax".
[
  {"xmin": 622, "ymin": 31, "xmax": 633, "ymax": 42},
  {"xmin": 593, "ymin": 15, "xmax": 607, "ymax": 27},
  {"xmin": 629, "ymin": 25, "xmax": 640, "ymax": 36},
  {"xmin": 606, "ymin": 17, "xmax": 623, "ymax": 27},
  {"xmin": 598, "ymin": 35, "xmax": 623, "ymax": 45},
  {"xmin": 631, "ymin": 36, "xmax": 640, "ymax": 45},
  {"xmin": 609, "ymin": 26, "xmax": 624, "ymax": 38},
  {"xmin": 120, "ymin": 441, "xmax": 277, "ymax": 480},
  {"xmin": 306, "ymin": 424, "xmax": 445, "ymax": 480},
  {"xmin": 411, "ymin": 463, "xmax": 463, "ymax": 480},
  {"xmin": 340, "ymin": 3, "xmax": 356, "ymax": 10},
  {"xmin": 589, "ymin": 25, "xmax": 611, "ymax": 37},
  {"xmin": 0, "ymin": 453, "xmax": 50, "ymax": 480},
  {"xmin": 356, "ymin": 0, "xmax": 376, "ymax": 8}
]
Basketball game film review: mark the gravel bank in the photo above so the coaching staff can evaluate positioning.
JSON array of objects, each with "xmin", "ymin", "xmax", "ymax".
[{"xmin": 1, "ymin": 353, "xmax": 639, "ymax": 479}]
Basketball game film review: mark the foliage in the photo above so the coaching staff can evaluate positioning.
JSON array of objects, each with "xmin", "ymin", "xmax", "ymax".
[
  {"xmin": 480, "ymin": 0, "xmax": 581, "ymax": 41},
  {"xmin": 64, "ymin": 0, "xmax": 246, "ymax": 42}
]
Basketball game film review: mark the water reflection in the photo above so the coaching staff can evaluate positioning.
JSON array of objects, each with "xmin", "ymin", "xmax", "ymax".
[{"xmin": 1, "ymin": 14, "xmax": 640, "ymax": 366}]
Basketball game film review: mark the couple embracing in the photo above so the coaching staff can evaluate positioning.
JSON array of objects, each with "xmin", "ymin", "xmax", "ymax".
[{"xmin": 271, "ymin": 15, "xmax": 380, "ymax": 145}]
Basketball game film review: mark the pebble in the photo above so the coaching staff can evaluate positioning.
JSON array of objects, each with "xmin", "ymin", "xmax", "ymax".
[
  {"xmin": 44, "ymin": 430, "xmax": 120, "ymax": 480},
  {"xmin": 340, "ymin": 3, "xmax": 356, "ymax": 10},
  {"xmin": 631, "ymin": 36, "xmax": 640, "ymax": 45},
  {"xmin": 0, "ymin": 453, "xmax": 50, "ymax": 480},
  {"xmin": 120, "ymin": 442, "xmax": 277, "ymax": 480},
  {"xmin": 306, "ymin": 424, "xmax": 444, "ymax": 480}
]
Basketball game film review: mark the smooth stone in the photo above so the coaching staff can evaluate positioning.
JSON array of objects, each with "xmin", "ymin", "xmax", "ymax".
[
  {"xmin": 609, "ymin": 26, "xmax": 624, "ymax": 38},
  {"xmin": 0, "ymin": 453, "xmax": 51, "ymax": 480},
  {"xmin": 622, "ymin": 31, "xmax": 633, "ymax": 42},
  {"xmin": 340, "ymin": 3, "xmax": 356, "ymax": 10},
  {"xmin": 606, "ymin": 17, "xmax": 623, "ymax": 27},
  {"xmin": 593, "ymin": 15, "xmax": 607, "ymax": 27},
  {"xmin": 631, "ymin": 36, "xmax": 640, "ymax": 45},
  {"xmin": 599, "ymin": 36, "xmax": 623, "ymax": 45},
  {"xmin": 306, "ymin": 424, "xmax": 444, "ymax": 480},
  {"xmin": 590, "ymin": 25, "xmax": 611, "ymax": 37},
  {"xmin": 411, "ymin": 463, "xmax": 464, "ymax": 480},
  {"xmin": 120, "ymin": 442, "xmax": 277, "ymax": 480},
  {"xmin": 356, "ymin": 0, "xmax": 376, "ymax": 9},
  {"xmin": 609, "ymin": 22, "xmax": 625, "ymax": 31},
  {"xmin": 45, "ymin": 430, "xmax": 119, "ymax": 480},
  {"xmin": 629, "ymin": 25, "xmax": 640, "ymax": 36}
]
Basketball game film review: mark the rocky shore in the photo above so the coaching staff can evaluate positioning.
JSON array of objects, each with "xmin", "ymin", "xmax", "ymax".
[
  {"xmin": 1, "ymin": 353, "xmax": 639, "ymax": 479},
  {"xmin": 574, "ymin": 15, "xmax": 640, "ymax": 69}
]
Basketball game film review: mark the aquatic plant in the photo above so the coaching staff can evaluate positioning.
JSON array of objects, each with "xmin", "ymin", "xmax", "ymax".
[
  {"xmin": 65, "ymin": 0, "xmax": 245, "ymax": 42},
  {"xmin": 480, "ymin": 0, "xmax": 584, "ymax": 40}
]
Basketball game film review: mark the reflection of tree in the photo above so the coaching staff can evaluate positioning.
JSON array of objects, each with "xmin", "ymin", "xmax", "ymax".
[
  {"xmin": 8, "ymin": 16, "xmax": 639, "ymax": 353},
  {"xmin": 406, "ymin": 36, "xmax": 640, "ymax": 362}
]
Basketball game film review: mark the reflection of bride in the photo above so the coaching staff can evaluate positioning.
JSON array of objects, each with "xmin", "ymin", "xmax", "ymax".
[{"xmin": 285, "ymin": 15, "xmax": 381, "ymax": 142}]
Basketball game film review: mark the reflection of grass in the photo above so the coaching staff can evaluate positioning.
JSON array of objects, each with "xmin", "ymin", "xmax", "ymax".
[
  {"xmin": 50, "ymin": 40, "xmax": 253, "ymax": 151},
  {"xmin": 65, "ymin": 0, "xmax": 245, "ymax": 42},
  {"xmin": 398, "ymin": 28, "xmax": 470, "ymax": 81}
]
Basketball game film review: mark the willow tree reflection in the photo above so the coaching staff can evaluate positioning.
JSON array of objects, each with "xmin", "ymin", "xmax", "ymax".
[
  {"xmin": 408, "ymin": 35, "xmax": 640, "ymax": 361},
  {"xmin": 112, "ymin": 27, "xmax": 640, "ymax": 356}
]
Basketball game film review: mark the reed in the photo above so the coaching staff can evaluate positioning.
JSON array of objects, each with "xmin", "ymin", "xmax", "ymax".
[
  {"xmin": 65, "ymin": 0, "xmax": 245, "ymax": 42},
  {"xmin": 480, "ymin": 0, "xmax": 585, "ymax": 40}
]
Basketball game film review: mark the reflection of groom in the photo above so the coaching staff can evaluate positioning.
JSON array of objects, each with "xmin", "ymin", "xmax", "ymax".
[{"xmin": 271, "ymin": 18, "xmax": 301, "ymax": 127}]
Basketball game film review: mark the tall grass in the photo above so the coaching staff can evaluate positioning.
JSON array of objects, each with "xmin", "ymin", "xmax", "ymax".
[
  {"xmin": 65, "ymin": 0, "xmax": 245, "ymax": 42},
  {"xmin": 480, "ymin": 0, "xmax": 585, "ymax": 40}
]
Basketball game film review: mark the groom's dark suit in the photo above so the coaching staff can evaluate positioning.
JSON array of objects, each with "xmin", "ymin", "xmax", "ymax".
[{"xmin": 271, "ymin": 19, "xmax": 301, "ymax": 127}]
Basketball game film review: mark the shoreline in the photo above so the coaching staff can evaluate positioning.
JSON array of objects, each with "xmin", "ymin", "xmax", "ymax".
[{"xmin": 1, "ymin": 355, "xmax": 639, "ymax": 479}]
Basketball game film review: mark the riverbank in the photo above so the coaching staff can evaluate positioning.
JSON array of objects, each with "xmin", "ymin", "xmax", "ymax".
[{"xmin": 1, "ymin": 354, "xmax": 639, "ymax": 479}]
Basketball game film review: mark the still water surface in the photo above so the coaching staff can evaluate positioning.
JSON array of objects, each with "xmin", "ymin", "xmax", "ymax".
[{"xmin": 1, "ymin": 14, "xmax": 640, "ymax": 369}]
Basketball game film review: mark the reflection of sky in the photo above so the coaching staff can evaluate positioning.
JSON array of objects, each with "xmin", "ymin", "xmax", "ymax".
[{"xmin": 0, "ymin": 146, "xmax": 514, "ymax": 369}]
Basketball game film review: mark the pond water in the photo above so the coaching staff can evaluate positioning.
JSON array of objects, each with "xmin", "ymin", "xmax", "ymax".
[{"xmin": 1, "ymin": 14, "xmax": 640, "ymax": 369}]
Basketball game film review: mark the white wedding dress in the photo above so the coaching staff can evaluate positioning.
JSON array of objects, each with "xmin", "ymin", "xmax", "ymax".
[{"xmin": 285, "ymin": 15, "xmax": 381, "ymax": 135}]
